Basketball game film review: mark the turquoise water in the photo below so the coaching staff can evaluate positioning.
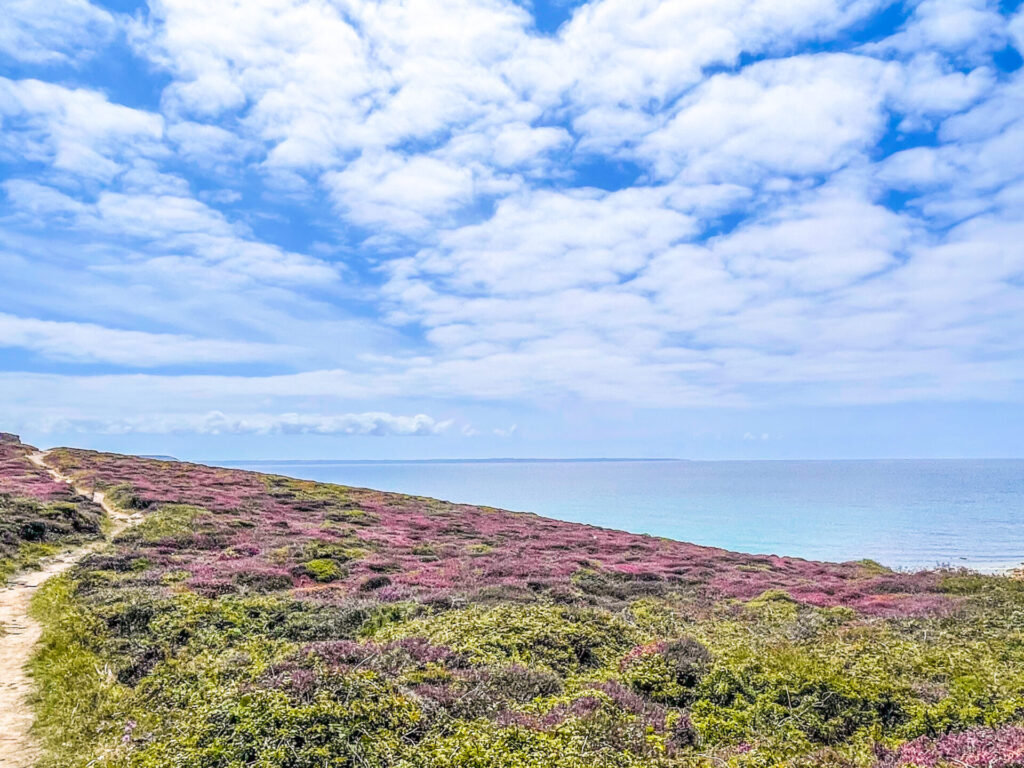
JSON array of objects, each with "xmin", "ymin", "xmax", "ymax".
[{"xmin": 218, "ymin": 459, "xmax": 1024, "ymax": 572}]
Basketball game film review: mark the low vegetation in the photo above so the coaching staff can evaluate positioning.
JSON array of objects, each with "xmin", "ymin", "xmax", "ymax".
[
  {"xmin": 2, "ymin": 435, "xmax": 1021, "ymax": 767},
  {"xmin": 0, "ymin": 436, "xmax": 102, "ymax": 579}
]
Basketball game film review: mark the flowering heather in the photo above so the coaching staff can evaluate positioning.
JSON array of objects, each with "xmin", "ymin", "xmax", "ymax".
[
  {"xmin": 44, "ymin": 446, "xmax": 949, "ymax": 614},
  {"xmin": 0, "ymin": 434, "xmax": 85, "ymax": 503},
  {"xmin": 12, "ymin": 436, "xmax": 1024, "ymax": 768},
  {"xmin": 875, "ymin": 725, "xmax": 1024, "ymax": 767},
  {"xmin": 0, "ymin": 434, "xmax": 102, "ymax": 577}
]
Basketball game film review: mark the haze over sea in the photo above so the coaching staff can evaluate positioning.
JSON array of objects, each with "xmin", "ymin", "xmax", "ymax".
[{"xmin": 219, "ymin": 458, "xmax": 1024, "ymax": 573}]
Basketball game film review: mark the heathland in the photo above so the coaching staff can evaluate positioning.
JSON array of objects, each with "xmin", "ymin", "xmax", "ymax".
[{"xmin": 0, "ymin": 433, "xmax": 1022, "ymax": 767}]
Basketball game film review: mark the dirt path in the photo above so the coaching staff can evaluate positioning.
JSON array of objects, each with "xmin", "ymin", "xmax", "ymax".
[{"xmin": 0, "ymin": 452, "xmax": 140, "ymax": 768}]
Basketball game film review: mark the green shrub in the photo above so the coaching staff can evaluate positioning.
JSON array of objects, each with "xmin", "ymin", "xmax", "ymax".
[
  {"xmin": 118, "ymin": 504, "xmax": 202, "ymax": 545},
  {"xmin": 376, "ymin": 604, "xmax": 636, "ymax": 673},
  {"xmin": 104, "ymin": 484, "xmax": 151, "ymax": 511},
  {"xmin": 407, "ymin": 690, "xmax": 672, "ymax": 768},
  {"xmin": 0, "ymin": 494, "xmax": 102, "ymax": 578},
  {"xmin": 301, "ymin": 558, "xmax": 345, "ymax": 582},
  {"xmin": 620, "ymin": 636, "xmax": 711, "ymax": 705},
  {"xmin": 29, "ymin": 576, "xmax": 131, "ymax": 767},
  {"xmin": 126, "ymin": 681, "xmax": 420, "ymax": 768},
  {"xmin": 23, "ymin": 457, "xmax": 1024, "ymax": 768}
]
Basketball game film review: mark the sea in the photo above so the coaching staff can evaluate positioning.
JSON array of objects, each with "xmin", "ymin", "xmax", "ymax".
[{"xmin": 217, "ymin": 459, "xmax": 1024, "ymax": 573}]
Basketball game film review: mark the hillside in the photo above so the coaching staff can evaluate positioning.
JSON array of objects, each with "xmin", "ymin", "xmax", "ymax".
[
  {"xmin": 0, "ymin": 436, "xmax": 103, "ymax": 580},
  {"xmin": 2, "ymin": 434, "xmax": 1023, "ymax": 767}
]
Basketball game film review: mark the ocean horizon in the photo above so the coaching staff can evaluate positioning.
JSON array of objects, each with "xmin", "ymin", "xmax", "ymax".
[{"xmin": 216, "ymin": 457, "xmax": 1024, "ymax": 573}]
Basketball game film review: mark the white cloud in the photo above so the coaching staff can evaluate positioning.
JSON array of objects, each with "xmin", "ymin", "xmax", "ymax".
[
  {"xmin": 2, "ymin": 180, "xmax": 337, "ymax": 286},
  {"xmin": 370, "ymin": 167, "xmax": 1022, "ymax": 407},
  {"xmin": 0, "ymin": 0, "xmax": 115, "ymax": 65},
  {"xmin": 0, "ymin": 312, "xmax": 291, "ymax": 366},
  {"xmin": 166, "ymin": 120, "xmax": 255, "ymax": 169},
  {"xmin": 133, "ymin": 0, "xmax": 536, "ymax": 161},
  {"xmin": 1, "ymin": 0, "xmax": 1023, "ymax": 436},
  {"xmin": 876, "ymin": 146, "xmax": 958, "ymax": 189},
  {"xmin": 491, "ymin": 123, "xmax": 571, "ymax": 167},
  {"xmin": 895, "ymin": 54, "xmax": 994, "ymax": 118},
  {"xmin": 874, "ymin": 0, "xmax": 1009, "ymax": 61},
  {"xmin": 639, "ymin": 54, "xmax": 898, "ymax": 182},
  {"xmin": 874, "ymin": 72, "xmax": 1024, "ymax": 219},
  {"xmin": 1010, "ymin": 7, "xmax": 1024, "ymax": 52},
  {"xmin": 0, "ymin": 78, "xmax": 164, "ymax": 181},
  {"xmin": 126, "ymin": 0, "xmax": 905, "ymax": 195},
  {"xmin": 696, "ymin": 188, "xmax": 911, "ymax": 292},
  {"xmin": 36, "ymin": 411, "xmax": 452, "ymax": 436},
  {"xmin": 324, "ymin": 152, "xmax": 477, "ymax": 233},
  {"xmin": 387, "ymin": 185, "xmax": 694, "ymax": 301},
  {"xmin": 93, "ymin": 191, "xmax": 236, "ymax": 239},
  {"xmin": 557, "ymin": 0, "xmax": 888, "ymax": 153}
]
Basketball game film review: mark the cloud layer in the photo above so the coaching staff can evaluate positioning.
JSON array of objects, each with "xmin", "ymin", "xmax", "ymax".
[
  {"xmin": 0, "ymin": 0, "xmax": 1022, "ymax": 449},
  {"xmin": 40, "ymin": 411, "xmax": 451, "ymax": 436}
]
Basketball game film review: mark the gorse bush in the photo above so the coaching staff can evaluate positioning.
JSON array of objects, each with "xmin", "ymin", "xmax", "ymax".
[
  {"xmin": 300, "ymin": 557, "xmax": 346, "ymax": 582},
  {"xmin": 5, "ymin": 438, "xmax": 1022, "ymax": 768}
]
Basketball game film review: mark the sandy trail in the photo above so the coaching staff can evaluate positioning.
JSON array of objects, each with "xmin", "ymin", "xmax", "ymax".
[{"xmin": 0, "ymin": 452, "xmax": 140, "ymax": 768}]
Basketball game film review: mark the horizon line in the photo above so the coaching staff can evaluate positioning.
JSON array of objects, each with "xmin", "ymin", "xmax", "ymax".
[
  {"xmin": 209, "ymin": 457, "xmax": 685, "ymax": 465},
  {"xmin": 206, "ymin": 456, "xmax": 1024, "ymax": 465}
]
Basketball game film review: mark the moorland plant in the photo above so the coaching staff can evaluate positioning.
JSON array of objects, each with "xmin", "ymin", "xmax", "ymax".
[{"xmin": 2, "ymin": 435, "xmax": 1022, "ymax": 767}]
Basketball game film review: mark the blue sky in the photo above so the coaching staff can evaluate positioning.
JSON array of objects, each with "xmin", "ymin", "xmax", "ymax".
[{"xmin": 1, "ymin": 0, "xmax": 1023, "ymax": 460}]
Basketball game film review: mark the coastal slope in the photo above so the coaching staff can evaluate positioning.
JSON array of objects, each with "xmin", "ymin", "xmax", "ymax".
[
  {"xmin": 1, "ymin": 435, "xmax": 1022, "ymax": 767},
  {"xmin": 0, "ymin": 437, "xmax": 106, "ymax": 765}
]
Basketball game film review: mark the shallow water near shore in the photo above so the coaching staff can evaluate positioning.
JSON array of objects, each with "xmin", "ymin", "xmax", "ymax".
[{"xmin": 218, "ymin": 458, "xmax": 1024, "ymax": 572}]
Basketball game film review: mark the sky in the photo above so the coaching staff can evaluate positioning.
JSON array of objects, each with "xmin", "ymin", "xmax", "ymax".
[{"xmin": 1, "ymin": 0, "xmax": 1023, "ymax": 461}]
